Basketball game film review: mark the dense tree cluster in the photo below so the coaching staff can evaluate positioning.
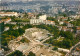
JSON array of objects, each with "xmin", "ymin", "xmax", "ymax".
[
  {"xmin": 27, "ymin": 52, "xmax": 36, "ymax": 56},
  {"xmin": 70, "ymin": 19, "xmax": 80, "ymax": 26},
  {"xmin": 20, "ymin": 38, "xmax": 30, "ymax": 43},
  {"xmin": 7, "ymin": 50, "xmax": 25, "ymax": 56},
  {"xmin": 45, "ymin": 30, "xmax": 79, "ymax": 49},
  {"xmin": 47, "ymin": 17, "xmax": 59, "ymax": 25},
  {"xmin": 1, "ymin": 23, "xmax": 79, "ymax": 49},
  {"xmin": 1, "ymin": 28, "xmax": 25, "ymax": 46},
  {"xmin": 0, "ymin": 22, "xmax": 4, "ymax": 32}
]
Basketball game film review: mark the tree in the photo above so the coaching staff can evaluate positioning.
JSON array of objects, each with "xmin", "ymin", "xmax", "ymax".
[
  {"xmin": 61, "ymin": 39, "xmax": 72, "ymax": 48},
  {"xmin": 52, "ymin": 47, "xmax": 58, "ymax": 51},
  {"xmin": 60, "ymin": 31, "xmax": 74, "ymax": 40},
  {"xmin": 7, "ymin": 50, "xmax": 25, "ymax": 56},
  {"xmin": 27, "ymin": 52, "xmax": 36, "ymax": 56},
  {"xmin": 18, "ymin": 28, "xmax": 25, "ymax": 35},
  {"xmin": 0, "ymin": 22, "xmax": 4, "ymax": 32}
]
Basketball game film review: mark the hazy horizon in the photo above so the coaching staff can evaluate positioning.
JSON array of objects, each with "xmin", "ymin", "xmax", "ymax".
[{"xmin": 1, "ymin": 0, "xmax": 80, "ymax": 2}]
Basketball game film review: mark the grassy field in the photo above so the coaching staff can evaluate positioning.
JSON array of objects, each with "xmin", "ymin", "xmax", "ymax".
[{"xmin": 12, "ymin": 18, "xmax": 30, "ymax": 22}]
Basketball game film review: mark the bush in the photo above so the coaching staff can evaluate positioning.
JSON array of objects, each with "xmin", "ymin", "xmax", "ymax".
[
  {"xmin": 52, "ymin": 47, "xmax": 58, "ymax": 51},
  {"xmin": 27, "ymin": 52, "xmax": 36, "ymax": 56},
  {"xmin": 7, "ymin": 50, "xmax": 25, "ymax": 56}
]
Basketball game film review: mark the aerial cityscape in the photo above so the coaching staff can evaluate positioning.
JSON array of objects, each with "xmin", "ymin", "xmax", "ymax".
[{"xmin": 0, "ymin": 0, "xmax": 80, "ymax": 56}]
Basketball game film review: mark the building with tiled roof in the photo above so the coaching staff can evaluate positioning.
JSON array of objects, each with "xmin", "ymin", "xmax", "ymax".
[
  {"xmin": 0, "ymin": 12, "xmax": 18, "ymax": 17},
  {"xmin": 0, "ymin": 18, "xmax": 11, "ymax": 24},
  {"xmin": 76, "ymin": 27, "xmax": 80, "ymax": 34}
]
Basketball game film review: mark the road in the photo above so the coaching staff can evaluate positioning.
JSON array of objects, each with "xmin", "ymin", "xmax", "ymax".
[{"xmin": 65, "ymin": 42, "xmax": 80, "ymax": 56}]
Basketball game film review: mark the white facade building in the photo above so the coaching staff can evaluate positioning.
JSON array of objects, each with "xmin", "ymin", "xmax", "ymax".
[
  {"xmin": 30, "ymin": 19, "xmax": 43, "ymax": 24},
  {"xmin": 30, "ymin": 14, "xmax": 55, "ymax": 25},
  {"xmin": 4, "ymin": 18, "xmax": 11, "ymax": 24},
  {"xmin": 30, "ymin": 19, "xmax": 55, "ymax": 25},
  {"xmin": 4, "ymin": 27, "xmax": 9, "ymax": 31},
  {"xmin": 39, "ymin": 15, "xmax": 47, "ymax": 20},
  {"xmin": 30, "ymin": 15, "xmax": 47, "ymax": 24},
  {"xmin": 0, "ymin": 12, "xmax": 18, "ymax": 17},
  {"xmin": 59, "ymin": 21, "xmax": 64, "ymax": 25}
]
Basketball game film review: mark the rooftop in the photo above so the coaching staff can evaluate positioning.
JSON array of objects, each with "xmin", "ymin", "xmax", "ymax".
[{"xmin": 0, "ymin": 12, "xmax": 17, "ymax": 14}]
